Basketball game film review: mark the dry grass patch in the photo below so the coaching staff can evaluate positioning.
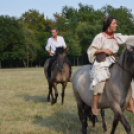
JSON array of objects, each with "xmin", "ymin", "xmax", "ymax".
[{"xmin": 0, "ymin": 67, "xmax": 134, "ymax": 134}]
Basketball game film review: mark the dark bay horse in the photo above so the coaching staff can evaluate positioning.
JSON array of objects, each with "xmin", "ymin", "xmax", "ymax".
[
  {"xmin": 72, "ymin": 45, "xmax": 134, "ymax": 134},
  {"xmin": 44, "ymin": 47, "xmax": 70, "ymax": 104}
]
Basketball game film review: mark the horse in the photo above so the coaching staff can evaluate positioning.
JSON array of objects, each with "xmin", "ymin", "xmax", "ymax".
[
  {"xmin": 44, "ymin": 47, "xmax": 70, "ymax": 104},
  {"xmin": 72, "ymin": 44, "xmax": 134, "ymax": 134}
]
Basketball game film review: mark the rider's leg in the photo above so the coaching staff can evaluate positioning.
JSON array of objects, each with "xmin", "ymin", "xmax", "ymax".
[
  {"xmin": 48, "ymin": 56, "xmax": 56, "ymax": 78},
  {"xmin": 92, "ymin": 94, "xmax": 99, "ymax": 115},
  {"xmin": 65, "ymin": 57, "xmax": 72, "ymax": 77},
  {"xmin": 126, "ymin": 97, "xmax": 134, "ymax": 114},
  {"xmin": 91, "ymin": 82, "xmax": 105, "ymax": 115}
]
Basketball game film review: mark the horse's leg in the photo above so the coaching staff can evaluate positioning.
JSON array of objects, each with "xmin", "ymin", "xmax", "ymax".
[
  {"xmin": 47, "ymin": 83, "xmax": 52, "ymax": 102},
  {"xmin": 50, "ymin": 83, "xmax": 55, "ymax": 102},
  {"xmin": 110, "ymin": 104, "xmax": 131, "ymax": 134},
  {"xmin": 100, "ymin": 109, "xmax": 107, "ymax": 132},
  {"xmin": 61, "ymin": 82, "xmax": 67, "ymax": 104},
  {"xmin": 81, "ymin": 104, "xmax": 89, "ymax": 134},
  {"xmin": 74, "ymin": 91, "xmax": 87, "ymax": 134},
  {"xmin": 110, "ymin": 114, "xmax": 120, "ymax": 134},
  {"xmin": 120, "ymin": 114, "xmax": 131, "ymax": 134},
  {"xmin": 92, "ymin": 115, "xmax": 96, "ymax": 127},
  {"xmin": 51, "ymin": 82, "xmax": 58, "ymax": 104}
]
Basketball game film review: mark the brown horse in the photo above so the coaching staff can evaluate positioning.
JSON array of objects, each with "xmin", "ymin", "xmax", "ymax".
[{"xmin": 44, "ymin": 47, "xmax": 70, "ymax": 104}]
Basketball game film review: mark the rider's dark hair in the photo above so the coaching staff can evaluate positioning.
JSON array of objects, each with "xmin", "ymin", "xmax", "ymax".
[
  {"xmin": 51, "ymin": 28, "xmax": 58, "ymax": 32},
  {"xmin": 102, "ymin": 16, "xmax": 115, "ymax": 32}
]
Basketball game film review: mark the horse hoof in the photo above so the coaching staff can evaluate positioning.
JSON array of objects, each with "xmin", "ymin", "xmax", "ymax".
[
  {"xmin": 104, "ymin": 128, "xmax": 107, "ymax": 133},
  {"xmin": 51, "ymin": 99, "xmax": 56, "ymax": 105},
  {"xmin": 80, "ymin": 128, "xmax": 87, "ymax": 134}
]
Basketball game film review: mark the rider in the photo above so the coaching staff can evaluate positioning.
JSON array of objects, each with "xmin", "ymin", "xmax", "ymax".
[
  {"xmin": 45, "ymin": 28, "xmax": 71, "ymax": 82},
  {"xmin": 87, "ymin": 16, "xmax": 134, "ymax": 115}
]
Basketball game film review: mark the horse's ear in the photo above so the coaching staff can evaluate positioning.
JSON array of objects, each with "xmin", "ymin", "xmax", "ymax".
[
  {"xmin": 126, "ymin": 45, "xmax": 133, "ymax": 52},
  {"xmin": 65, "ymin": 48, "xmax": 69, "ymax": 51}
]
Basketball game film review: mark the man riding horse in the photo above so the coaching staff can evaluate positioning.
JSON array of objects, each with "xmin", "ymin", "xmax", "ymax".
[{"xmin": 45, "ymin": 28, "xmax": 71, "ymax": 83}]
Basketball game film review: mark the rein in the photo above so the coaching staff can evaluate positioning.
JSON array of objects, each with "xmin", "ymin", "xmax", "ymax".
[
  {"xmin": 115, "ymin": 61, "xmax": 133, "ymax": 76},
  {"xmin": 56, "ymin": 55, "xmax": 65, "ymax": 70},
  {"xmin": 114, "ymin": 50, "xmax": 134, "ymax": 77}
]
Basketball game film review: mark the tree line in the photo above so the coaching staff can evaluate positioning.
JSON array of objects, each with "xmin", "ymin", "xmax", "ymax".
[{"xmin": 0, "ymin": 3, "xmax": 134, "ymax": 68}]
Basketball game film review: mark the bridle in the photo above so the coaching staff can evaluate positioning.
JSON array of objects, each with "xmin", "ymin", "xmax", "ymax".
[
  {"xmin": 115, "ymin": 62, "xmax": 133, "ymax": 76},
  {"xmin": 56, "ymin": 53, "xmax": 66, "ymax": 71}
]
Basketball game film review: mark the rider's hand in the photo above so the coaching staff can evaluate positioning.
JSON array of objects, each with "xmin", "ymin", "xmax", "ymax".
[
  {"xmin": 103, "ymin": 49, "xmax": 113, "ymax": 56},
  {"xmin": 50, "ymin": 52, "xmax": 54, "ymax": 56}
]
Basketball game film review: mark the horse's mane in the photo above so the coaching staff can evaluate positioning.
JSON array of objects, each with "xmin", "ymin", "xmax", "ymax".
[
  {"xmin": 121, "ymin": 47, "xmax": 134, "ymax": 67},
  {"xmin": 55, "ymin": 47, "xmax": 65, "ymax": 55},
  {"xmin": 110, "ymin": 47, "xmax": 134, "ymax": 69}
]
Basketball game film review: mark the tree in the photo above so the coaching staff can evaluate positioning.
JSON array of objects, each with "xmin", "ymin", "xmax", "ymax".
[
  {"xmin": 0, "ymin": 15, "xmax": 25, "ymax": 68},
  {"xmin": 21, "ymin": 23, "xmax": 40, "ymax": 67}
]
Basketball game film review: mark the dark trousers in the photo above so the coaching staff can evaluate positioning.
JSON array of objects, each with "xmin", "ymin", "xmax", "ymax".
[
  {"xmin": 65, "ymin": 57, "xmax": 72, "ymax": 75},
  {"xmin": 47, "ymin": 56, "xmax": 72, "ymax": 77},
  {"xmin": 48, "ymin": 56, "xmax": 57, "ymax": 77}
]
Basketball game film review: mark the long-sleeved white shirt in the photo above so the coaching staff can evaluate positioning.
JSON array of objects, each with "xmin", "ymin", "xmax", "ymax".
[{"xmin": 45, "ymin": 36, "xmax": 66, "ymax": 54}]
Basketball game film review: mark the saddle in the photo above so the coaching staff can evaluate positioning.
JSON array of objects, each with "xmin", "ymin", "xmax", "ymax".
[{"xmin": 96, "ymin": 52, "xmax": 107, "ymax": 62}]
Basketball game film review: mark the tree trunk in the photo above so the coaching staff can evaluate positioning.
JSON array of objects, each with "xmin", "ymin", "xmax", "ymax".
[
  {"xmin": 69, "ymin": 56, "xmax": 71, "ymax": 65},
  {"xmin": 77, "ymin": 57, "xmax": 79, "ymax": 66},
  {"xmin": 81, "ymin": 57, "xmax": 83, "ymax": 65},
  {"xmin": 22, "ymin": 59, "xmax": 27, "ymax": 68},
  {"xmin": 0, "ymin": 59, "xmax": 1, "ymax": 69},
  {"xmin": 73, "ymin": 57, "xmax": 75, "ymax": 66},
  {"xmin": 27, "ymin": 51, "xmax": 29, "ymax": 67}
]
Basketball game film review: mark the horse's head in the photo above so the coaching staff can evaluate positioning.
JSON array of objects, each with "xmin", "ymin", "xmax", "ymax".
[{"xmin": 55, "ymin": 47, "xmax": 68, "ymax": 70}]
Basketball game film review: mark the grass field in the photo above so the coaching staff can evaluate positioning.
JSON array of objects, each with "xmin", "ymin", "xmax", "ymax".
[{"xmin": 0, "ymin": 67, "xmax": 134, "ymax": 134}]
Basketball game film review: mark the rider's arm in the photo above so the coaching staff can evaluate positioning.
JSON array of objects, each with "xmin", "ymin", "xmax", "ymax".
[
  {"xmin": 47, "ymin": 50, "xmax": 54, "ymax": 56},
  {"xmin": 87, "ymin": 34, "xmax": 113, "ymax": 63},
  {"xmin": 114, "ymin": 33, "xmax": 134, "ymax": 46},
  {"xmin": 45, "ymin": 38, "xmax": 54, "ymax": 56},
  {"xmin": 62, "ymin": 37, "xmax": 67, "ymax": 49},
  {"xmin": 95, "ymin": 49, "xmax": 113, "ymax": 56}
]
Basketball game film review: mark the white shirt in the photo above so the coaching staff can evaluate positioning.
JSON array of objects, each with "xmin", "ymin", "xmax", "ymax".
[{"xmin": 45, "ymin": 36, "xmax": 66, "ymax": 54}]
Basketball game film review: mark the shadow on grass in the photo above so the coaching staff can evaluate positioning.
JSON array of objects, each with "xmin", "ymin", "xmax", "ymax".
[
  {"xmin": 32, "ymin": 108, "xmax": 96, "ymax": 134},
  {"xmin": 17, "ymin": 95, "xmax": 49, "ymax": 103}
]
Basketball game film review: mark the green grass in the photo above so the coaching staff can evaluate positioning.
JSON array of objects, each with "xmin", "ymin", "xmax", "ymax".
[{"xmin": 0, "ymin": 67, "xmax": 134, "ymax": 134}]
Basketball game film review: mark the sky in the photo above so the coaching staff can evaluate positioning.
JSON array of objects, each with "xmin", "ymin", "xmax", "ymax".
[{"xmin": 1, "ymin": 0, "xmax": 134, "ymax": 19}]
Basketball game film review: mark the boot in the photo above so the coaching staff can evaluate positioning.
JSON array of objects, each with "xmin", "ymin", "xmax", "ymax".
[
  {"xmin": 47, "ymin": 71, "xmax": 51, "ymax": 83},
  {"xmin": 68, "ymin": 70, "xmax": 72, "ymax": 82},
  {"xmin": 68, "ymin": 77, "xmax": 72, "ymax": 82},
  {"xmin": 92, "ymin": 95, "xmax": 99, "ymax": 115}
]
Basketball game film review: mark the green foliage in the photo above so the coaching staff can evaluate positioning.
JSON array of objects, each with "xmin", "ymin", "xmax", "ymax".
[
  {"xmin": 1, "ymin": 4, "xmax": 134, "ymax": 67},
  {"xmin": 0, "ymin": 15, "xmax": 25, "ymax": 61}
]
